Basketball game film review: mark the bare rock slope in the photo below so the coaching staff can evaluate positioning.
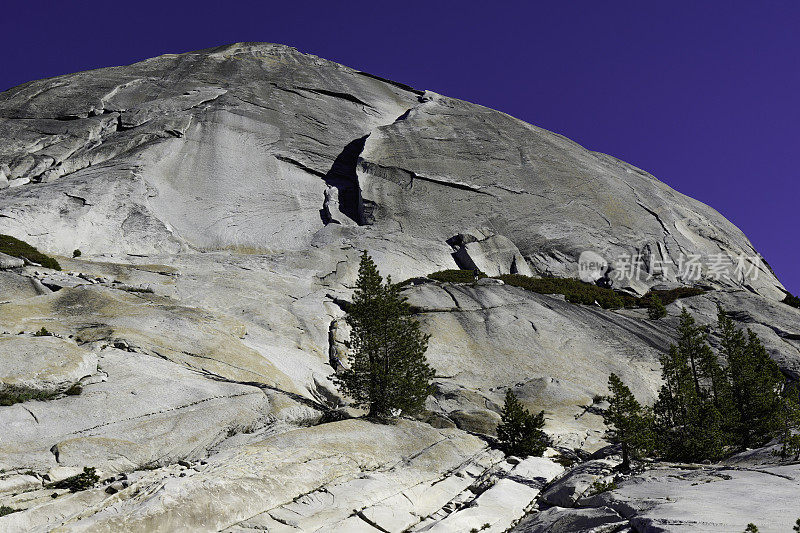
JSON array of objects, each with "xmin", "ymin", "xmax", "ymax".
[{"xmin": 0, "ymin": 43, "xmax": 798, "ymax": 532}]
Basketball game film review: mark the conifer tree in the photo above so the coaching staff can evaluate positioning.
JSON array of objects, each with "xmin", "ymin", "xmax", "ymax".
[
  {"xmin": 778, "ymin": 382, "xmax": 800, "ymax": 460},
  {"xmin": 647, "ymin": 295, "xmax": 667, "ymax": 320},
  {"xmin": 334, "ymin": 251, "xmax": 435, "ymax": 419},
  {"xmin": 655, "ymin": 309, "xmax": 725, "ymax": 461},
  {"xmin": 603, "ymin": 373, "xmax": 654, "ymax": 471},
  {"xmin": 718, "ymin": 305, "xmax": 785, "ymax": 448},
  {"xmin": 497, "ymin": 389, "xmax": 550, "ymax": 457}
]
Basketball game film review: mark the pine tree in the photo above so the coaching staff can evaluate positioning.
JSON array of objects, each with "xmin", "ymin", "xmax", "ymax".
[
  {"xmin": 602, "ymin": 373, "xmax": 654, "ymax": 471},
  {"xmin": 778, "ymin": 382, "xmax": 800, "ymax": 460},
  {"xmin": 654, "ymin": 309, "xmax": 726, "ymax": 461},
  {"xmin": 497, "ymin": 389, "xmax": 550, "ymax": 457},
  {"xmin": 647, "ymin": 296, "xmax": 667, "ymax": 320},
  {"xmin": 334, "ymin": 251, "xmax": 435, "ymax": 419}
]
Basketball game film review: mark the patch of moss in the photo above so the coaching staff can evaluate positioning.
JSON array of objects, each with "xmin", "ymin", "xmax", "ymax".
[
  {"xmin": 46, "ymin": 467, "xmax": 99, "ymax": 492},
  {"xmin": 427, "ymin": 269, "xmax": 487, "ymax": 284},
  {"xmin": 0, "ymin": 234, "xmax": 61, "ymax": 270}
]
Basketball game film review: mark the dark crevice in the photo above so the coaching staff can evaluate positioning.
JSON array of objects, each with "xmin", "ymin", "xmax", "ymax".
[
  {"xmin": 355, "ymin": 71, "xmax": 426, "ymax": 96},
  {"xmin": 320, "ymin": 135, "xmax": 369, "ymax": 224},
  {"xmin": 296, "ymin": 87, "xmax": 373, "ymax": 108},
  {"xmin": 274, "ymin": 155, "xmax": 326, "ymax": 178}
]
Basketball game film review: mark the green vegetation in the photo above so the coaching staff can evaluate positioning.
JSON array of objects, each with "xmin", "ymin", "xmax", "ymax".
[
  {"xmin": 334, "ymin": 251, "xmax": 435, "ymax": 419},
  {"xmin": 0, "ymin": 385, "xmax": 58, "ymax": 406},
  {"xmin": 496, "ymin": 389, "xmax": 550, "ymax": 457},
  {"xmin": 794, "ymin": 518, "xmax": 800, "ymax": 532},
  {"xmin": 499, "ymin": 274, "xmax": 629, "ymax": 309},
  {"xmin": 604, "ymin": 307, "xmax": 800, "ymax": 464},
  {"xmin": 409, "ymin": 270, "xmax": 707, "ymax": 313},
  {"xmin": 744, "ymin": 524, "xmax": 759, "ymax": 533},
  {"xmin": 647, "ymin": 295, "xmax": 667, "ymax": 320},
  {"xmin": 427, "ymin": 269, "xmax": 487, "ymax": 284},
  {"xmin": 588, "ymin": 478, "xmax": 618, "ymax": 495},
  {"xmin": 0, "ymin": 234, "xmax": 60, "ymax": 270},
  {"xmin": 0, "ymin": 381, "xmax": 82, "ymax": 406},
  {"xmin": 641, "ymin": 287, "xmax": 706, "ymax": 306},
  {"xmin": 72, "ymin": 249, "xmax": 82, "ymax": 258},
  {"xmin": 783, "ymin": 292, "xmax": 800, "ymax": 309},
  {"xmin": 34, "ymin": 327, "xmax": 51, "ymax": 337},
  {"xmin": 46, "ymin": 467, "xmax": 99, "ymax": 492},
  {"xmin": 0, "ymin": 505, "xmax": 21, "ymax": 517},
  {"xmin": 602, "ymin": 373, "xmax": 655, "ymax": 471}
]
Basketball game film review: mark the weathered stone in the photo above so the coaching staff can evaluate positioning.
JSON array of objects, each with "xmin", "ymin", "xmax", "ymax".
[
  {"xmin": 0, "ymin": 42, "xmax": 797, "ymax": 531},
  {"xmin": 449, "ymin": 228, "xmax": 533, "ymax": 276},
  {"xmin": 0, "ymin": 252, "xmax": 24, "ymax": 270},
  {"xmin": 512, "ymin": 505, "xmax": 628, "ymax": 533}
]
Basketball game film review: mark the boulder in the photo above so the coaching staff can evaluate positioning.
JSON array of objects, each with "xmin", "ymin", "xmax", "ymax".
[
  {"xmin": 449, "ymin": 229, "xmax": 533, "ymax": 276},
  {"xmin": 512, "ymin": 505, "xmax": 628, "ymax": 533},
  {"xmin": 540, "ymin": 459, "xmax": 619, "ymax": 507}
]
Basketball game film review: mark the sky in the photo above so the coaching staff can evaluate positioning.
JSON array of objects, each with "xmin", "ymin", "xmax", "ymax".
[{"xmin": 2, "ymin": 1, "xmax": 798, "ymax": 293}]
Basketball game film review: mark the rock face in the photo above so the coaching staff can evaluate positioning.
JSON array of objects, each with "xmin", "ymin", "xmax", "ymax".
[{"xmin": 0, "ymin": 42, "xmax": 798, "ymax": 531}]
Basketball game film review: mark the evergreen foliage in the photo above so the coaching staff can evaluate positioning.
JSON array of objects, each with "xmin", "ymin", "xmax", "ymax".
[
  {"xmin": 653, "ymin": 309, "xmax": 726, "ymax": 461},
  {"xmin": 783, "ymin": 292, "xmax": 800, "ymax": 309},
  {"xmin": 603, "ymin": 373, "xmax": 655, "ymax": 470},
  {"xmin": 499, "ymin": 274, "xmax": 627, "ymax": 309},
  {"xmin": 334, "ymin": 251, "xmax": 435, "ymax": 419},
  {"xmin": 718, "ymin": 307, "xmax": 785, "ymax": 449},
  {"xmin": 647, "ymin": 296, "xmax": 667, "ymax": 319},
  {"xmin": 608, "ymin": 307, "xmax": 798, "ymax": 463},
  {"xmin": 427, "ymin": 269, "xmax": 487, "ymax": 283},
  {"xmin": 778, "ymin": 382, "xmax": 800, "ymax": 460},
  {"xmin": 0, "ymin": 234, "xmax": 61, "ymax": 270},
  {"xmin": 496, "ymin": 389, "xmax": 551, "ymax": 457},
  {"xmin": 47, "ymin": 467, "xmax": 99, "ymax": 492}
]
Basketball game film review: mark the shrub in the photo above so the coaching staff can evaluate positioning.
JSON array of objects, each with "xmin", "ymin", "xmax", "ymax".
[
  {"xmin": 0, "ymin": 505, "xmax": 20, "ymax": 517},
  {"xmin": 499, "ymin": 274, "xmax": 629, "ymax": 309},
  {"xmin": 65, "ymin": 384, "xmax": 83, "ymax": 396},
  {"xmin": 72, "ymin": 249, "xmax": 81, "ymax": 258},
  {"xmin": 0, "ymin": 234, "xmax": 61, "ymax": 270},
  {"xmin": 0, "ymin": 385, "xmax": 57, "ymax": 406},
  {"xmin": 642, "ymin": 287, "xmax": 705, "ymax": 306},
  {"xmin": 783, "ymin": 293, "xmax": 800, "ymax": 309},
  {"xmin": 47, "ymin": 467, "xmax": 99, "ymax": 492},
  {"xmin": 34, "ymin": 327, "xmax": 51, "ymax": 337},
  {"xmin": 427, "ymin": 269, "xmax": 487, "ymax": 284},
  {"xmin": 588, "ymin": 478, "xmax": 618, "ymax": 495}
]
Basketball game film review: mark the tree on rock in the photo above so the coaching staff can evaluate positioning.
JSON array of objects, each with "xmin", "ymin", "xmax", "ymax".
[
  {"xmin": 497, "ymin": 389, "xmax": 550, "ymax": 457},
  {"xmin": 647, "ymin": 295, "xmax": 667, "ymax": 320},
  {"xmin": 603, "ymin": 373, "xmax": 655, "ymax": 471},
  {"xmin": 334, "ymin": 251, "xmax": 435, "ymax": 420}
]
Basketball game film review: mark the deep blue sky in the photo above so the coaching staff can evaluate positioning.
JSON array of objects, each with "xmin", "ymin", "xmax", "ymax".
[{"xmin": 2, "ymin": 1, "xmax": 798, "ymax": 293}]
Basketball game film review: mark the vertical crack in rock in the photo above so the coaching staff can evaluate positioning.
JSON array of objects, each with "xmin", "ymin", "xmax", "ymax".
[{"xmin": 320, "ymin": 135, "xmax": 368, "ymax": 225}]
